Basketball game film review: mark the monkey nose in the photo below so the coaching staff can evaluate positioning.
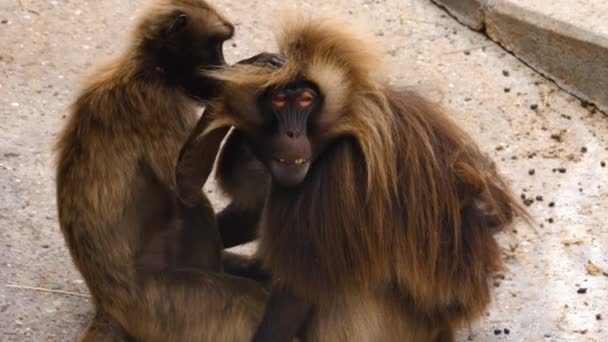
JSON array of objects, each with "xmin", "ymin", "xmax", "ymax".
[{"xmin": 286, "ymin": 130, "xmax": 301, "ymax": 138}]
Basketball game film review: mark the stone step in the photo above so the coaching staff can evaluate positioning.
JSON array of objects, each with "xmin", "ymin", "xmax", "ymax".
[{"xmin": 431, "ymin": 0, "xmax": 608, "ymax": 113}]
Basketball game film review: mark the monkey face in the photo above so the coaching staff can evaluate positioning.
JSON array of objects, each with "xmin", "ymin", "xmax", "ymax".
[{"xmin": 252, "ymin": 80, "xmax": 324, "ymax": 187}]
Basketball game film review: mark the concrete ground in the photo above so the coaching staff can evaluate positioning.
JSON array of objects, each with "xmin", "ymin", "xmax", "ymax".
[{"xmin": 0, "ymin": 0, "xmax": 606, "ymax": 341}]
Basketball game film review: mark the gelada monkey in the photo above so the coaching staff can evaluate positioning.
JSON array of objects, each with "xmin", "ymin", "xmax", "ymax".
[
  {"xmin": 56, "ymin": 0, "xmax": 282, "ymax": 340},
  {"xmin": 178, "ymin": 16, "xmax": 527, "ymax": 341}
]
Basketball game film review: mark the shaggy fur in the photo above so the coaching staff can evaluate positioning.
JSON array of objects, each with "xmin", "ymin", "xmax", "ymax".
[
  {"xmin": 183, "ymin": 16, "xmax": 527, "ymax": 341},
  {"xmin": 55, "ymin": 1, "xmax": 268, "ymax": 341}
]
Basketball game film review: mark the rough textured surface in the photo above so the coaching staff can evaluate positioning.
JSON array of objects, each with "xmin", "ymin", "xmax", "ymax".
[
  {"xmin": 431, "ymin": 0, "xmax": 485, "ymax": 30},
  {"xmin": 431, "ymin": 0, "xmax": 608, "ymax": 113},
  {"xmin": 1, "ymin": 0, "xmax": 607, "ymax": 341},
  {"xmin": 484, "ymin": 0, "xmax": 608, "ymax": 114}
]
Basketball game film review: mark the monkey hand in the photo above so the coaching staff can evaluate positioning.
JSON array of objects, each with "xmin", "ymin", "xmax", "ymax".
[{"xmin": 236, "ymin": 52, "xmax": 286, "ymax": 69}]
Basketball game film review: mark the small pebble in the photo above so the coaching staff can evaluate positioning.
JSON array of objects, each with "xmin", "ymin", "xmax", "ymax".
[
  {"xmin": 550, "ymin": 133, "xmax": 563, "ymax": 142},
  {"xmin": 549, "ymin": 201, "xmax": 555, "ymax": 207},
  {"xmin": 536, "ymin": 195, "xmax": 543, "ymax": 201},
  {"xmin": 494, "ymin": 329, "xmax": 502, "ymax": 335},
  {"xmin": 530, "ymin": 104, "xmax": 538, "ymax": 110},
  {"xmin": 577, "ymin": 287, "xmax": 587, "ymax": 294},
  {"xmin": 548, "ymin": 218, "xmax": 554, "ymax": 223},
  {"xmin": 596, "ymin": 313, "xmax": 602, "ymax": 320},
  {"xmin": 528, "ymin": 169, "xmax": 535, "ymax": 175},
  {"xmin": 558, "ymin": 167, "xmax": 567, "ymax": 173},
  {"xmin": 504, "ymin": 87, "xmax": 511, "ymax": 93},
  {"xmin": 504, "ymin": 328, "xmax": 510, "ymax": 335},
  {"xmin": 581, "ymin": 147, "xmax": 587, "ymax": 153},
  {"xmin": 601, "ymin": 161, "xmax": 606, "ymax": 167},
  {"xmin": 502, "ymin": 70, "xmax": 510, "ymax": 77},
  {"xmin": 1, "ymin": 19, "xmax": 8, "ymax": 24}
]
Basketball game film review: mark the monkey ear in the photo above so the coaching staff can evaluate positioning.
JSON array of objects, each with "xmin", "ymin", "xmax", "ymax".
[
  {"xmin": 176, "ymin": 112, "xmax": 230, "ymax": 207},
  {"xmin": 166, "ymin": 13, "xmax": 189, "ymax": 36}
]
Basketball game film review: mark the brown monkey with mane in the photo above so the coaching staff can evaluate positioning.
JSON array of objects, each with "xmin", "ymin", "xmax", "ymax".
[
  {"xmin": 177, "ymin": 16, "xmax": 528, "ymax": 341},
  {"xmin": 55, "ymin": 0, "xmax": 284, "ymax": 340}
]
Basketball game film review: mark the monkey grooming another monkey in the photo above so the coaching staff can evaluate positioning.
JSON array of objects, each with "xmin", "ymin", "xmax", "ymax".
[
  {"xmin": 55, "ymin": 0, "xmax": 283, "ymax": 340},
  {"xmin": 177, "ymin": 17, "xmax": 528, "ymax": 341}
]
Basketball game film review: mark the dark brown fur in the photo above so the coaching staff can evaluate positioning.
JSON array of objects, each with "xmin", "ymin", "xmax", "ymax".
[
  {"xmin": 55, "ymin": 1, "xmax": 270, "ymax": 340},
  {"xmin": 177, "ymin": 16, "xmax": 528, "ymax": 341}
]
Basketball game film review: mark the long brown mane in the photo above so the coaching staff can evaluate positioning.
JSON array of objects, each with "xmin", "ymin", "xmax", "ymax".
[{"xmin": 209, "ymin": 17, "xmax": 526, "ymax": 319}]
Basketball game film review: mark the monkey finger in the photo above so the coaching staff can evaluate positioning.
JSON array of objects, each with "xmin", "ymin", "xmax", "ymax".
[
  {"xmin": 267, "ymin": 55, "xmax": 287, "ymax": 69},
  {"xmin": 235, "ymin": 52, "xmax": 272, "ymax": 65},
  {"xmin": 236, "ymin": 52, "xmax": 287, "ymax": 69}
]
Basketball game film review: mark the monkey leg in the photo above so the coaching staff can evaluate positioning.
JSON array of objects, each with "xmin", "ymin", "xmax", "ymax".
[
  {"xmin": 105, "ymin": 271, "xmax": 267, "ymax": 342},
  {"xmin": 175, "ymin": 199, "xmax": 269, "ymax": 282},
  {"xmin": 104, "ymin": 200, "xmax": 269, "ymax": 341},
  {"xmin": 79, "ymin": 311, "xmax": 133, "ymax": 342},
  {"xmin": 174, "ymin": 198, "xmax": 223, "ymax": 270}
]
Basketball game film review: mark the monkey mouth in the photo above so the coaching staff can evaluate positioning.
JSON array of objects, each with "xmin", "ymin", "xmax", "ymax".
[
  {"xmin": 269, "ymin": 157, "xmax": 311, "ymax": 187},
  {"xmin": 275, "ymin": 158, "xmax": 309, "ymax": 165}
]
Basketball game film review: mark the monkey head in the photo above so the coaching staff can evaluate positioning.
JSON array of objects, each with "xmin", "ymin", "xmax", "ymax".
[
  {"xmin": 201, "ymin": 17, "xmax": 386, "ymax": 188},
  {"xmin": 134, "ymin": 0, "xmax": 235, "ymax": 100}
]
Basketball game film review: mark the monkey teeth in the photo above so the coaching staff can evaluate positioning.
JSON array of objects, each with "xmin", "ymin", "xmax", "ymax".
[{"xmin": 278, "ymin": 158, "xmax": 308, "ymax": 165}]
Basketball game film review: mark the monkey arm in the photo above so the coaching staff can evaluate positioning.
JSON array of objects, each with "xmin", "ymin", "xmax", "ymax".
[
  {"xmin": 176, "ymin": 106, "xmax": 230, "ymax": 206},
  {"xmin": 222, "ymin": 251, "xmax": 271, "ymax": 283},
  {"xmin": 217, "ymin": 202, "xmax": 262, "ymax": 247},
  {"xmin": 253, "ymin": 289, "xmax": 314, "ymax": 342},
  {"xmin": 178, "ymin": 113, "xmax": 266, "ymax": 249},
  {"xmin": 214, "ymin": 129, "xmax": 269, "ymax": 248}
]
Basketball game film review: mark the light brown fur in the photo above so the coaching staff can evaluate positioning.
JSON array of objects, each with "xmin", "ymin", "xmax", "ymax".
[
  {"xmin": 187, "ymin": 16, "xmax": 528, "ymax": 341},
  {"xmin": 55, "ymin": 1, "xmax": 268, "ymax": 341}
]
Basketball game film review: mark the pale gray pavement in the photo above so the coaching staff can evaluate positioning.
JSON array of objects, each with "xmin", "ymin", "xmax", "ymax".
[{"xmin": 0, "ymin": 0, "xmax": 607, "ymax": 341}]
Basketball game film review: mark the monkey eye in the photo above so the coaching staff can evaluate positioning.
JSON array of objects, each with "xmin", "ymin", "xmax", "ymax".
[
  {"xmin": 297, "ymin": 91, "xmax": 314, "ymax": 108},
  {"xmin": 167, "ymin": 13, "xmax": 189, "ymax": 35},
  {"xmin": 271, "ymin": 91, "xmax": 287, "ymax": 108}
]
